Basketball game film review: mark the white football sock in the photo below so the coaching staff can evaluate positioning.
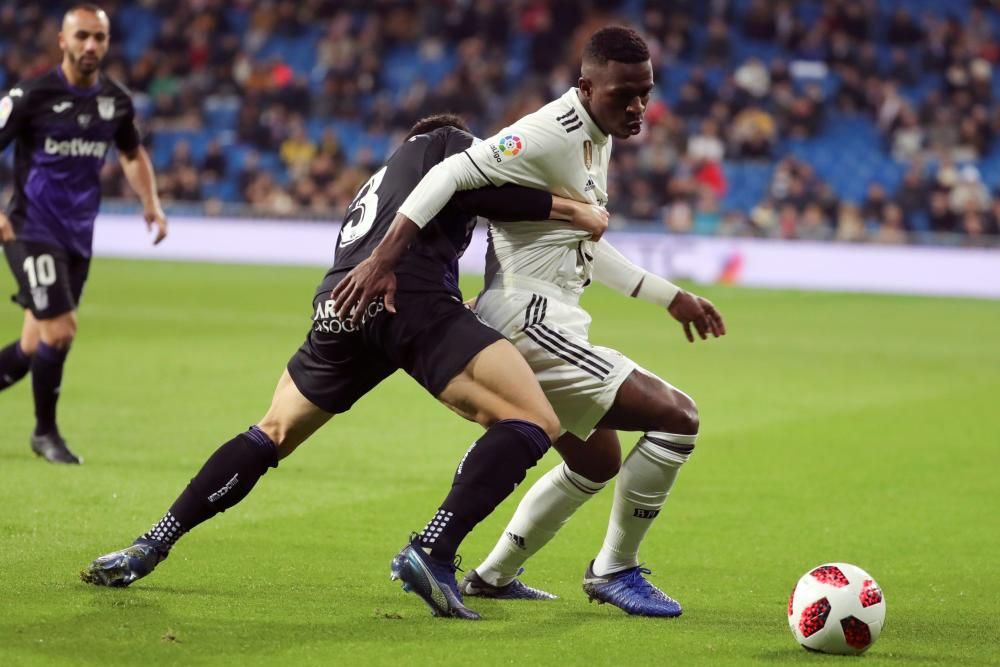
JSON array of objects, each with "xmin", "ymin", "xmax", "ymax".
[
  {"xmin": 476, "ymin": 463, "xmax": 605, "ymax": 586},
  {"xmin": 592, "ymin": 432, "xmax": 695, "ymax": 577}
]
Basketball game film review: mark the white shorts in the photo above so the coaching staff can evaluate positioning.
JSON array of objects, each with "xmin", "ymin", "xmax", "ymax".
[{"xmin": 476, "ymin": 284, "xmax": 636, "ymax": 439}]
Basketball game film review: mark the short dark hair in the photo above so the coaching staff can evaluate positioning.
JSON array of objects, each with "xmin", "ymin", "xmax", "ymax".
[
  {"xmin": 583, "ymin": 26, "xmax": 650, "ymax": 65},
  {"xmin": 405, "ymin": 113, "xmax": 469, "ymax": 140}
]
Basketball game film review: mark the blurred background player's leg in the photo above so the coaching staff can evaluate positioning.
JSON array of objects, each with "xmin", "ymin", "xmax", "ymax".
[
  {"xmin": 2, "ymin": 241, "xmax": 90, "ymax": 464},
  {"xmin": 29, "ymin": 310, "xmax": 78, "ymax": 462},
  {"xmin": 0, "ymin": 310, "xmax": 37, "ymax": 391}
]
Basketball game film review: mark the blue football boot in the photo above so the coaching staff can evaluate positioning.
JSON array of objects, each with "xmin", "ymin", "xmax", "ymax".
[
  {"xmin": 390, "ymin": 536, "xmax": 481, "ymax": 620},
  {"xmin": 582, "ymin": 561, "xmax": 683, "ymax": 617},
  {"xmin": 80, "ymin": 540, "xmax": 167, "ymax": 588},
  {"xmin": 460, "ymin": 568, "xmax": 557, "ymax": 600}
]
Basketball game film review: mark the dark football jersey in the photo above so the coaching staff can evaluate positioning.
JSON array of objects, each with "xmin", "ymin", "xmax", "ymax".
[
  {"xmin": 0, "ymin": 67, "xmax": 140, "ymax": 257},
  {"xmin": 323, "ymin": 126, "xmax": 552, "ymax": 296}
]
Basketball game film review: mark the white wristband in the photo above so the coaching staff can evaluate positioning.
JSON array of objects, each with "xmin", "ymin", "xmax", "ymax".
[{"xmin": 636, "ymin": 272, "xmax": 681, "ymax": 308}]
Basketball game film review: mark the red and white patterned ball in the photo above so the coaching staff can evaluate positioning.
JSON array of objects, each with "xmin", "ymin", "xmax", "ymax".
[{"xmin": 788, "ymin": 563, "xmax": 886, "ymax": 655}]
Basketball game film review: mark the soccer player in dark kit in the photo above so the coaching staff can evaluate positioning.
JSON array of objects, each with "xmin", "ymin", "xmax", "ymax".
[
  {"xmin": 81, "ymin": 113, "xmax": 609, "ymax": 621},
  {"xmin": 0, "ymin": 4, "xmax": 167, "ymax": 464}
]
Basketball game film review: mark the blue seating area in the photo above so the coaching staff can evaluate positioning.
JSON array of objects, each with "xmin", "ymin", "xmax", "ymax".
[
  {"xmin": 1, "ymin": 0, "xmax": 997, "ymax": 240},
  {"xmin": 147, "ymin": 0, "xmax": 999, "ymax": 213}
]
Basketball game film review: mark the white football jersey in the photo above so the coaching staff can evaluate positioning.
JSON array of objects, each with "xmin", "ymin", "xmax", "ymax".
[
  {"xmin": 396, "ymin": 87, "xmax": 612, "ymax": 297},
  {"xmin": 466, "ymin": 88, "xmax": 612, "ymax": 296}
]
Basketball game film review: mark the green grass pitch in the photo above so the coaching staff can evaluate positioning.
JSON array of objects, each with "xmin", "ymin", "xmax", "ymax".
[{"xmin": 1, "ymin": 258, "xmax": 998, "ymax": 666}]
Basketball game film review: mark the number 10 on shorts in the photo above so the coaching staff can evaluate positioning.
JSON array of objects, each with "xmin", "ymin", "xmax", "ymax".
[{"xmin": 23, "ymin": 254, "xmax": 56, "ymax": 288}]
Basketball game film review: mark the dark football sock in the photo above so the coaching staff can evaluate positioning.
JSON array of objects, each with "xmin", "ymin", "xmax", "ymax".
[
  {"xmin": 420, "ymin": 419, "xmax": 551, "ymax": 562},
  {"xmin": 31, "ymin": 342, "xmax": 68, "ymax": 435},
  {"xmin": 137, "ymin": 426, "xmax": 279, "ymax": 552},
  {"xmin": 0, "ymin": 340, "xmax": 31, "ymax": 391}
]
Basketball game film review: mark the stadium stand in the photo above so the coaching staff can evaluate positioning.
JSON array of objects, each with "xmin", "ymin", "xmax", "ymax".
[{"xmin": 1, "ymin": 0, "xmax": 999, "ymax": 246}]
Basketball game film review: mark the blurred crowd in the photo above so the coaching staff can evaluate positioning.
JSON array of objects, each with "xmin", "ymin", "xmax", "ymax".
[
  {"xmin": 736, "ymin": 156, "xmax": 1000, "ymax": 243},
  {"xmin": 1, "ymin": 0, "xmax": 999, "ymax": 245}
]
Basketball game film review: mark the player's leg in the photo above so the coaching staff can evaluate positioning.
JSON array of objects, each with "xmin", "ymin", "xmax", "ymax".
[
  {"xmin": 0, "ymin": 310, "xmax": 37, "ymax": 391},
  {"xmin": 391, "ymin": 337, "xmax": 559, "ymax": 620},
  {"xmin": 81, "ymin": 369, "xmax": 333, "ymax": 587},
  {"xmin": 4, "ymin": 243, "xmax": 87, "ymax": 463},
  {"xmin": 137, "ymin": 369, "xmax": 332, "ymax": 551},
  {"xmin": 414, "ymin": 338, "xmax": 559, "ymax": 560},
  {"xmin": 581, "ymin": 368, "xmax": 698, "ymax": 617},
  {"xmin": 82, "ymin": 308, "xmax": 391, "ymax": 588},
  {"xmin": 458, "ymin": 290, "xmax": 635, "ymax": 600},
  {"xmin": 592, "ymin": 368, "xmax": 698, "ymax": 574},
  {"xmin": 32, "ymin": 309, "xmax": 77, "ymax": 433},
  {"xmin": 382, "ymin": 289, "xmax": 560, "ymax": 619},
  {"xmin": 464, "ymin": 429, "xmax": 620, "ymax": 598},
  {"xmin": 0, "ymin": 241, "xmax": 44, "ymax": 390}
]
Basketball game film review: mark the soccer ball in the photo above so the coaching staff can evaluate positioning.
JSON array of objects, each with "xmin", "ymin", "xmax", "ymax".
[{"xmin": 787, "ymin": 563, "xmax": 886, "ymax": 655}]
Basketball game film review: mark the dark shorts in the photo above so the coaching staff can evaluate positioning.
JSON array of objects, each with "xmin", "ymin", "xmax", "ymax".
[
  {"xmin": 286, "ymin": 285, "xmax": 505, "ymax": 414},
  {"xmin": 4, "ymin": 240, "xmax": 90, "ymax": 319}
]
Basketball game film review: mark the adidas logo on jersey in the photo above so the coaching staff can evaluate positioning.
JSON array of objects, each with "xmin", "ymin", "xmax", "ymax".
[
  {"xmin": 44, "ymin": 136, "xmax": 108, "ymax": 158},
  {"xmin": 584, "ymin": 178, "xmax": 596, "ymax": 193}
]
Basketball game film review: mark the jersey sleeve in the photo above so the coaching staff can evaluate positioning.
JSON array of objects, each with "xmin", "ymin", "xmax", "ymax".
[
  {"xmin": 0, "ymin": 86, "xmax": 30, "ymax": 154},
  {"xmin": 113, "ymin": 95, "xmax": 141, "ymax": 153},
  {"xmin": 397, "ymin": 113, "xmax": 565, "ymax": 227}
]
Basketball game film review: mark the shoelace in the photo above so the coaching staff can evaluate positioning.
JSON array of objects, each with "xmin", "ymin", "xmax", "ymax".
[{"xmin": 622, "ymin": 567, "xmax": 658, "ymax": 598}]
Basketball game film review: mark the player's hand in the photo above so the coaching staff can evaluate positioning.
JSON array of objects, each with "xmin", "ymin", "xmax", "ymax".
[
  {"xmin": 568, "ymin": 201, "xmax": 609, "ymax": 241},
  {"xmin": 667, "ymin": 291, "xmax": 726, "ymax": 343},
  {"xmin": 0, "ymin": 212, "xmax": 14, "ymax": 243},
  {"xmin": 145, "ymin": 206, "xmax": 168, "ymax": 245},
  {"xmin": 331, "ymin": 254, "xmax": 397, "ymax": 324}
]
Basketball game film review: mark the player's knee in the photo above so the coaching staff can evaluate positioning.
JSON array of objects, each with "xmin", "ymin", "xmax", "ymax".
[
  {"xmin": 17, "ymin": 338, "xmax": 38, "ymax": 356},
  {"xmin": 529, "ymin": 407, "xmax": 561, "ymax": 442},
  {"xmin": 43, "ymin": 329, "xmax": 75, "ymax": 349},
  {"xmin": 490, "ymin": 403, "xmax": 559, "ymax": 441},
  {"xmin": 254, "ymin": 418, "xmax": 298, "ymax": 458},
  {"xmin": 40, "ymin": 314, "xmax": 77, "ymax": 349},
  {"xmin": 658, "ymin": 392, "xmax": 699, "ymax": 436}
]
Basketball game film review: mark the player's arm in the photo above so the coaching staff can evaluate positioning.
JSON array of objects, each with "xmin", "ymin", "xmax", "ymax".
[
  {"xmin": 114, "ymin": 103, "xmax": 167, "ymax": 245},
  {"xmin": 119, "ymin": 146, "xmax": 166, "ymax": 245},
  {"xmin": 451, "ymin": 186, "xmax": 608, "ymax": 238},
  {"xmin": 394, "ymin": 117, "xmax": 562, "ymax": 229},
  {"xmin": 0, "ymin": 86, "xmax": 28, "ymax": 242},
  {"xmin": 332, "ymin": 189, "xmax": 603, "ymax": 320},
  {"xmin": 592, "ymin": 239, "xmax": 726, "ymax": 342}
]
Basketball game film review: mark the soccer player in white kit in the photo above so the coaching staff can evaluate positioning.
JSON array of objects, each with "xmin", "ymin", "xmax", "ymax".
[{"xmin": 337, "ymin": 26, "xmax": 725, "ymax": 618}]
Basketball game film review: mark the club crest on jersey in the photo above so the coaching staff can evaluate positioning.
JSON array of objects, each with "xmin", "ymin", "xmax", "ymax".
[
  {"xmin": 97, "ymin": 96, "xmax": 115, "ymax": 120},
  {"xmin": 583, "ymin": 139, "xmax": 593, "ymax": 169},
  {"xmin": 77, "ymin": 113, "xmax": 91, "ymax": 128},
  {"xmin": 490, "ymin": 134, "xmax": 524, "ymax": 163}
]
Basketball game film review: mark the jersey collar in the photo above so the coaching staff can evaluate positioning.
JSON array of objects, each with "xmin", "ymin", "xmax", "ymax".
[
  {"xmin": 55, "ymin": 65, "xmax": 103, "ymax": 97},
  {"xmin": 565, "ymin": 88, "xmax": 609, "ymax": 146}
]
